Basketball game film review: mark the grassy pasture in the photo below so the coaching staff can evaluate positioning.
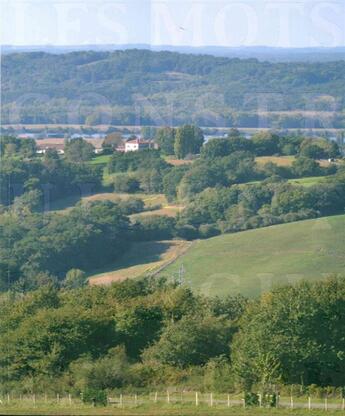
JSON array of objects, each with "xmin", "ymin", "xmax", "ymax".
[
  {"xmin": 49, "ymin": 193, "xmax": 168, "ymax": 214},
  {"xmin": 255, "ymin": 155, "xmax": 336, "ymax": 168},
  {"xmin": 0, "ymin": 401, "xmax": 342, "ymax": 416},
  {"xmin": 288, "ymin": 176, "xmax": 329, "ymax": 187},
  {"xmin": 246, "ymin": 176, "xmax": 328, "ymax": 187},
  {"xmin": 158, "ymin": 215, "xmax": 345, "ymax": 298},
  {"xmin": 1, "ymin": 390, "xmax": 344, "ymax": 414},
  {"xmin": 164, "ymin": 156, "xmax": 195, "ymax": 166},
  {"xmin": 89, "ymin": 154, "xmax": 112, "ymax": 165},
  {"xmin": 89, "ymin": 240, "xmax": 192, "ymax": 286},
  {"xmin": 80, "ymin": 192, "xmax": 167, "ymax": 209},
  {"xmin": 130, "ymin": 204, "xmax": 183, "ymax": 219},
  {"xmin": 0, "ymin": 408, "xmax": 341, "ymax": 416},
  {"xmin": 256, "ymin": 155, "xmax": 296, "ymax": 166}
]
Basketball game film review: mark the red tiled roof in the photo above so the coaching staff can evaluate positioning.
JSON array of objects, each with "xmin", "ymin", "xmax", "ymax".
[{"xmin": 37, "ymin": 143, "xmax": 65, "ymax": 150}]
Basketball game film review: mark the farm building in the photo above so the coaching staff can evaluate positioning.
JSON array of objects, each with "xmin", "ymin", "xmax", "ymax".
[{"xmin": 124, "ymin": 138, "xmax": 154, "ymax": 152}]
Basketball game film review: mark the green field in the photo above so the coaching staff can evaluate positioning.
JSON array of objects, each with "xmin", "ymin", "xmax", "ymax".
[
  {"xmin": 0, "ymin": 409, "xmax": 340, "ymax": 416},
  {"xmin": 89, "ymin": 240, "xmax": 191, "ymax": 286},
  {"xmin": 256, "ymin": 155, "xmax": 296, "ymax": 166},
  {"xmin": 0, "ymin": 403, "xmax": 341, "ymax": 416},
  {"xmin": 0, "ymin": 390, "xmax": 343, "ymax": 415},
  {"xmin": 288, "ymin": 176, "xmax": 329, "ymax": 187},
  {"xmin": 159, "ymin": 215, "xmax": 345, "ymax": 298},
  {"xmin": 89, "ymin": 154, "xmax": 112, "ymax": 165},
  {"xmin": 48, "ymin": 192, "xmax": 168, "ymax": 214},
  {"xmin": 246, "ymin": 175, "xmax": 327, "ymax": 187}
]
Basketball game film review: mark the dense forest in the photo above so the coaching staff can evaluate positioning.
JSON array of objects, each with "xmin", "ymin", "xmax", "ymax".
[
  {"xmin": 1, "ymin": 275, "xmax": 345, "ymax": 397},
  {"xmin": 2, "ymin": 49, "xmax": 345, "ymax": 127}
]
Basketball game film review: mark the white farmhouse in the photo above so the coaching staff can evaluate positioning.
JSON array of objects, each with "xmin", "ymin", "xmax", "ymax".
[{"xmin": 124, "ymin": 138, "xmax": 152, "ymax": 152}]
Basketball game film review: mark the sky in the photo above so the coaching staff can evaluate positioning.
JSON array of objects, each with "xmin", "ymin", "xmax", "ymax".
[{"xmin": 1, "ymin": 0, "xmax": 345, "ymax": 48}]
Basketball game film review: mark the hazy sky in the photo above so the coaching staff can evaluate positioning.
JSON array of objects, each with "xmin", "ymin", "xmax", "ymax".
[{"xmin": 1, "ymin": 0, "xmax": 345, "ymax": 47}]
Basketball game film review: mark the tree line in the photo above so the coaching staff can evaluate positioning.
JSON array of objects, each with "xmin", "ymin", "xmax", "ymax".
[{"xmin": 1, "ymin": 275, "xmax": 344, "ymax": 396}]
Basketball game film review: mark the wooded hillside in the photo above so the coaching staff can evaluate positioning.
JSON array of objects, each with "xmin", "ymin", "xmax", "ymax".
[{"xmin": 2, "ymin": 50, "xmax": 345, "ymax": 127}]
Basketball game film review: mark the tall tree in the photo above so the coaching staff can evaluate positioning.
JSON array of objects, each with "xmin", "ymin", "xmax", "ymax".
[
  {"xmin": 103, "ymin": 133, "xmax": 124, "ymax": 150},
  {"xmin": 65, "ymin": 138, "xmax": 94, "ymax": 163},
  {"xmin": 155, "ymin": 127, "xmax": 176, "ymax": 155},
  {"xmin": 174, "ymin": 125, "xmax": 204, "ymax": 159}
]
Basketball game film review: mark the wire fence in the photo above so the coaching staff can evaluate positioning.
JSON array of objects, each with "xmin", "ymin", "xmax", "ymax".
[{"xmin": 1, "ymin": 392, "xmax": 345, "ymax": 410}]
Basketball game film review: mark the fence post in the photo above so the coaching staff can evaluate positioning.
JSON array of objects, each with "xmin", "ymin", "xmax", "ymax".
[
  {"xmin": 167, "ymin": 391, "xmax": 170, "ymax": 404},
  {"xmin": 258, "ymin": 393, "xmax": 262, "ymax": 408},
  {"xmin": 195, "ymin": 392, "xmax": 199, "ymax": 406},
  {"xmin": 210, "ymin": 393, "xmax": 213, "ymax": 407},
  {"xmin": 308, "ymin": 396, "xmax": 311, "ymax": 410},
  {"xmin": 342, "ymin": 397, "xmax": 345, "ymax": 411},
  {"xmin": 57, "ymin": 393, "xmax": 59, "ymax": 404},
  {"xmin": 290, "ymin": 395, "xmax": 294, "ymax": 409},
  {"xmin": 69, "ymin": 394, "xmax": 72, "ymax": 405},
  {"xmin": 227, "ymin": 394, "xmax": 230, "ymax": 407},
  {"xmin": 7, "ymin": 394, "xmax": 10, "ymax": 404},
  {"xmin": 135, "ymin": 394, "xmax": 138, "ymax": 406},
  {"xmin": 154, "ymin": 392, "xmax": 158, "ymax": 403}
]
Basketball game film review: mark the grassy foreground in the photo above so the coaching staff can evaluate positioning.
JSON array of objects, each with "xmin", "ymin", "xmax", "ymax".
[
  {"xmin": 0, "ymin": 404, "xmax": 341, "ymax": 416},
  {"xmin": 0, "ymin": 393, "xmax": 343, "ymax": 415},
  {"xmin": 159, "ymin": 214, "xmax": 345, "ymax": 298}
]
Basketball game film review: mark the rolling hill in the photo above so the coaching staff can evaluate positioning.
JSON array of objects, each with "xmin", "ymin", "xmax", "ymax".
[
  {"xmin": 89, "ymin": 240, "xmax": 191, "ymax": 286},
  {"xmin": 159, "ymin": 215, "xmax": 345, "ymax": 298},
  {"xmin": 2, "ymin": 49, "xmax": 345, "ymax": 127},
  {"xmin": 3, "ymin": 44, "xmax": 345, "ymax": 62}
]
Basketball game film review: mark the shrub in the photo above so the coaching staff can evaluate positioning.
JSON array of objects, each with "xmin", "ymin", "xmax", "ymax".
[
  {"xmin": 244, "ymin": 392, "xmax": 259, "ymax": 406},
  {"xmin": 175, "ymin": 224, "xmax": 199, "ymax": 240},
  {"xmin": 119, "ymin": 197, "xmax": 145, "ymax": 215},
  {"xmin": 113, "ymin": 174, "xmax": 140, "ymax": 193},
  {"xmin": 291, "ymin": 156, "xmax": 321, "ymax": 177},
  {"xmin": 133, "ymin": 216, "xmax": 176, "ymax": 241},
  {"xmin": 64, "ymin": 269, "xmax": 87, "ymax": 289},
  {"xmin": 198, "ymin": 224, "xmax": 220, "ymax": 239},
  {"xmin": 82, "ymin": 388, "xmax": 107, "ymax": 406},
  {"xmin": 142, "ymin": 315, "xmax": 233, "ymax": 367}
]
